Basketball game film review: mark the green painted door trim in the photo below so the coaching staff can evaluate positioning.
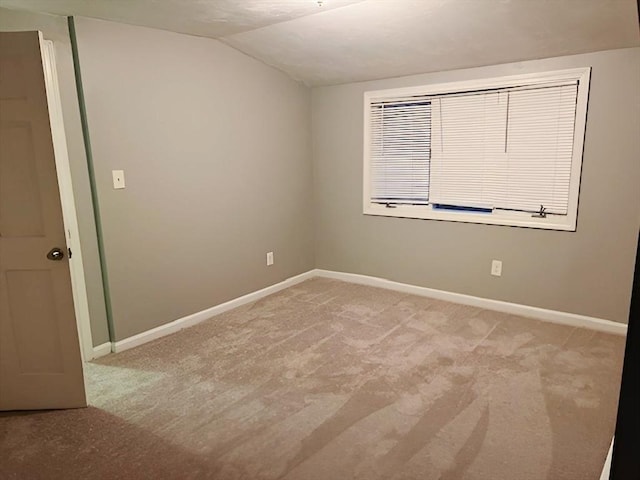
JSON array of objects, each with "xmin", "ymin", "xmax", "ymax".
[{"xmin": 67, "ymin": 16, "xmax": 116, "ymax": 343}]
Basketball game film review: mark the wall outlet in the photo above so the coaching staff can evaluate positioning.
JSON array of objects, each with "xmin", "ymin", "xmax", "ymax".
[
  {"xmin": 266, "ymin": 251, "xmax": 274, "ymax": 266},
  {"xmin": 491, "ymin": 259, "xmax": 502, "ymax": 277}
]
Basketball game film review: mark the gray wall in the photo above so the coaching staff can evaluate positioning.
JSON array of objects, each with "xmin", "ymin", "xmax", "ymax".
[
  {"xmin": 73, "ymin": 18, "xmax": 315, "ymax": 341},
  {"xmin": 312, "ymin": 47, "xmax": 640, "ymax": 323},
  {"xmin": 0, "ymin": 8, "xmax": 110, "ymax": 346}
]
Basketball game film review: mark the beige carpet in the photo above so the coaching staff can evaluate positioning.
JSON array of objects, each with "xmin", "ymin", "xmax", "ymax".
[{"xmin": 0, "ymin": 278, "xmax": 626, "ymax": 479}]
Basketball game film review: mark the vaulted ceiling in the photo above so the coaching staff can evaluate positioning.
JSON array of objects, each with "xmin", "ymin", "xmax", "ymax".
[{"xmin": 2, "ymin": 0, "xmax": 639, "ymax": 85}]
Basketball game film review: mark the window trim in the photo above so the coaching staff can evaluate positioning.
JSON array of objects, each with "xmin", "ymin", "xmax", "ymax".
[{"xmin": 363, "ymin": 67, "xmax": 591, "ymax": 231}]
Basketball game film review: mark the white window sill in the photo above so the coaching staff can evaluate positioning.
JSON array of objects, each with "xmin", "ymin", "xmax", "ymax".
[{"xmin": 364, "ymin": 203, "xmax": 576, "ymax": 231}]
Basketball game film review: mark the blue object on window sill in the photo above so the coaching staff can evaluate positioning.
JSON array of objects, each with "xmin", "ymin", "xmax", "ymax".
[{"xmin": 433, "ymin": 204, "xmax": 493, "ymax": 213}]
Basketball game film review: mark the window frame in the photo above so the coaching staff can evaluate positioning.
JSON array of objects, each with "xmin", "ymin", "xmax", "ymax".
[{"xmin": 362, "ymin": 67, "xmax": 591, "ymax": 231}]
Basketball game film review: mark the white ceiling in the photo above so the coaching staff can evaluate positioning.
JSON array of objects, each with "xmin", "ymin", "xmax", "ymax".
[{"xmin": 2, "ymin": 0, "xmax": 639, "ymax": 85}]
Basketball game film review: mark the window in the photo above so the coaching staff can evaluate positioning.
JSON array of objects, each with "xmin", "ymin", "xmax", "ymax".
[{"xmin": 363, "ymin": 68, "xmax": 591, "ymax": 230}]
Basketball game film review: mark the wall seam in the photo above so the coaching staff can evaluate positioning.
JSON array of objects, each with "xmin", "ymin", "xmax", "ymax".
[{"xmin": 67, "ymin": 16, "xmax": 116, "ymax": 343}]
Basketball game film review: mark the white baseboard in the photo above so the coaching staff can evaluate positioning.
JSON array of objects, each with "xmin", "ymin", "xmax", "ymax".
[
  {"xmin": 313, "ymin": 269, "xmax": 628, "ymax": 336},
  {"xmin": 600, "ymin": 438, "xmax": 614, "ymax": 480},
  {"xmin": 109, "ymin": 267, "xmax": 626, "ymax": 354},
  {"xmin": 112, "ymin": 270, "xmax": 316, "ymax": 353},
  {"xmin": 89, "ymin": 342, "xmax": 112, "ymax": 360}
]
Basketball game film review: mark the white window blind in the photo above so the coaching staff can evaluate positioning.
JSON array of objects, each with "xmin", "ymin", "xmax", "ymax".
[
  {"xmin": 502, "ymin": 84, "xmax": 578, "ymax": 214},
  {"xmin": 369, "ymin": 99, "xmax": 431, "ymax": 205},
  {"xmin": 429, "ymin": 91, "xmax": 508, "ymax": 210},
  {"xmin": 429, "ymin": 83, "xmax": 579, "ymax": 214}
]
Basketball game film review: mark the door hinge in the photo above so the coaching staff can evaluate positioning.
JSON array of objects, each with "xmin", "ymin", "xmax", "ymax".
[{"xmin": 68, "ymin": 247, "xmax": 73, "ymax": 259}]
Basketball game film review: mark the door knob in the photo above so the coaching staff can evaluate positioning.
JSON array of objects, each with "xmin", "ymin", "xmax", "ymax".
[{"xmin": 47, "ymin": 247, "xmax": 65, "ymax": 261}]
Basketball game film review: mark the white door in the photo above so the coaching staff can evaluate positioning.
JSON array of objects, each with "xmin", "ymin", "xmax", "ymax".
[{"xmin": 0, "ymin": 31, "xmax": 86, "ymax": 410}]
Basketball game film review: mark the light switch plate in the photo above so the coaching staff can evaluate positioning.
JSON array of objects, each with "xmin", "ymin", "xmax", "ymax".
[
  {"xmin": 491, "ymin": 259, "xmax": 502, "ymax": 277},
  {"xmin": 112, "ymin": 170, "xmax": 125, "ymax": 189}
]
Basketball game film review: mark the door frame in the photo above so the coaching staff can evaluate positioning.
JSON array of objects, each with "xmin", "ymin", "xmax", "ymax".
[{"xmin": 39, "ymin": 33, "xmax": 96, "ymax": 361}]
